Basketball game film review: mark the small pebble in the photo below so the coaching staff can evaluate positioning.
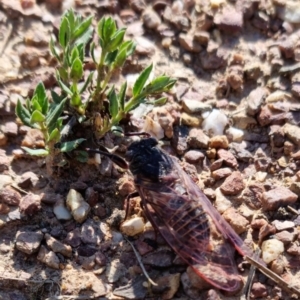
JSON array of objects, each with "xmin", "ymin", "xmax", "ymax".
[
  {"xmin": 181, "ymin": 112, "xmax": 203, "ymax": 127},
  {"xmin": 220, "ymin": 171, "xmax": 245, "ymax": 195},
  {"xmin": 37, "ymin": 245, "xmax": 60, "ymax": 269},
  {"xmin": 261, "ymin": 239, "xmax": 284, "ymax": 264},
  {"xmin": 66, "ymin": 189, "xmax": 90, "ymax": 223},
  {"xmin": 261, "ymin": 187, "xmax": 297, "ymax": 210},
  {"xmin": 209, "ymin": 135, "xmax": 229, "ymax": 149},
  {"xmin": 187, "ymin": 128, "xmax": 209, "ymax": 149},
  {"xmin": 142, "ymin": 8, "xmax": 161, "ymax": 29},
  {"xmin": 217, "ymin": 149, "xmax": 238, "ymax": 168},
  {"xmin": 202, "ymin": 109, "xmax": 228, "ymax": 136},
  {"xmin": 53, "ymin": 199, "xmax": 72, "ymax": 221},
  {"xmin": 222, "ymin": 207, "xmax": 249, "ymax": 234},
  {"xmin": 120, "ymin": 216, "xmax": 144, "ymax": 236},
  {"xmin": 15, "ymin": 230, "xmax": 43, "ymax": 255},
  {"xmin": 211, "ymin": 168, "xmax": 232, "ymax": 180},
  {"xmin": 184, "ymin": 150, "xmax": 204, "ymax": 164}
]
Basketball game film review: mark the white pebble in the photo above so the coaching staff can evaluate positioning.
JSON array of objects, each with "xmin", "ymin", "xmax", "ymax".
[
  {"xmin": 120, "ymin": 216, "xmax": 145, "ymax": 236},
  {"xmin": 226, "ymin": 127, "xmax": 244, "ymax": 142},
  {"xmin": 143, "ymin": 116, "xmax": 164, "ymax": 140},
  {"xmin": 144, "ymin": 221, "xmax": 153, "ymax": 231},
  {"xmin": 255, "ymin": 171, "xmax": 267, "ymax": 182},
  {"xmin": 281, "ymin": 1, "xmax": 300, "ymax": 23},
  {"xmin": 53, "ymin": 199, "xmax": 72, "ymax": 221},
  {"xmin": 215, "ymin": 188, "xmax": 232, "ymax": 213},
  {"xmin": 131, "ymin": 103, "xmax": 154, "ymax": 120},
  {"xmin": 261, "ymin": 239, "xmax": 284, "ymax": 264},
  {"xmin": 202, "ymin": 109, "xmax": 228, "ymax": 135},
  {"xmin": 66, "ymin": 189, "xmax": 90, "ymax": 223}
]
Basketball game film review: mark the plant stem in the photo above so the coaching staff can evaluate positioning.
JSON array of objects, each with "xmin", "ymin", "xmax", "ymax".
[
  {"xmin": 40, "ymin": 122, "xmax": 49, "ymax": 142},
  {"xmin": 93, "ymin": 48, "xmax": 107, "ymax": 107},
  {"xmin": 124, "ymin": 93, "xmax": 146, "ymax": 113},
  {"xmin": 101, "ymin": 68, "xmax": 113, "ymax": 92}
]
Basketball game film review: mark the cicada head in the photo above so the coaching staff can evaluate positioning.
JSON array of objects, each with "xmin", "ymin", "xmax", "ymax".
[{"xmin": 125, "ymin": 137, "xmax": 173, "ymax": 181}]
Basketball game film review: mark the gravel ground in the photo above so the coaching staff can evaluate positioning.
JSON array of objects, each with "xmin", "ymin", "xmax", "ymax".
[{"xmin": 1, "ymin": 0, "xmax": 300, "ymax": 299}]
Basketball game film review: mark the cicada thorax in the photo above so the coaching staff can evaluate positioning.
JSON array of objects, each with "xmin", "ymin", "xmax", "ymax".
[{"xmin": 126, "ymin": 138, "xmax": 173, "ymax": 182}]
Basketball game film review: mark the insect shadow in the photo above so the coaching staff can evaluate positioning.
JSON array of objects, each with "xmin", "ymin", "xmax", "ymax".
[{"xmin": 87, "ymin": 134, "xmax": 258, "ymax": 292}]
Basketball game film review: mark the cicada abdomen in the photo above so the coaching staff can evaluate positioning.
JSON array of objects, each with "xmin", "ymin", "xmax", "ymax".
[{"xmin": 125, "ymin": 137, "xmax": 255, "ymax": 292}]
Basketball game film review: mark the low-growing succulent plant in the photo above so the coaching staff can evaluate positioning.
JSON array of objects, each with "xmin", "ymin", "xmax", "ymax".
[{"xmin": 15, "ymin": 9, "xmax": 176, "ymax": 168}]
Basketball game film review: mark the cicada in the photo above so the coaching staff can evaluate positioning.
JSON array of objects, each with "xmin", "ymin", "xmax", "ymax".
[{"xmin": 88, "ymin": 136, "xmax": 255, "ymax": 292}]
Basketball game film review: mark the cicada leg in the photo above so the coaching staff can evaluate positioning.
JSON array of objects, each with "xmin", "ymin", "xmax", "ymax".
[
  {"xmin": 124, "ymin": 191, "xmax": 139, "ymax": 220},
  {"xmin": 124, "ymin": 131, "xmax": 151, "ymax": 138}
]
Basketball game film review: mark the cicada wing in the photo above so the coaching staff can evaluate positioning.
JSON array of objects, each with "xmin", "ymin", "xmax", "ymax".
[
  {"xmin": 172, "ymin": 159, "xmax": 255, "ymax": 258},
  {"xmin": 137, "ymin": 160, "xmax": 252, "ymax": 291},
  {"xmin": 138, "ymin": 185, "xmax": 242, "ymax": 292}
]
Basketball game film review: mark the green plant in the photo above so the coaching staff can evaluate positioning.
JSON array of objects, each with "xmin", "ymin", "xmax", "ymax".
[{"xmin": 16, "ymin": 9, "xmax": 176, "ymax": 162}]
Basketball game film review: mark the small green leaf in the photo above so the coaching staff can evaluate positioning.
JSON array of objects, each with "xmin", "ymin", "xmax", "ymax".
[
  {"xmin": 48, "ymin": 128, "xmax": 60, "ymax": 142},
  {"xmin": 119, "ymin": 81, "xmax": 127, "ymax": 111},
  {"xmin": 97, "ymin": 18, "xmax": 105, "ymax": 39},
  {"xmin": 71, "ymin": 47, "xmax": 79, "ymax": 64},
  {"xmin": 153, "ymin": 96, "xmax": 168, "ymax": 106},
  {"xmin": 107, "ymin": 28, "xmax": 126, "ymax": 52},
  {"xmin": 133, "ymin": 64, "xmax": 153, "ymax": 97},
  {"xmin": 34, "ymin": 82, "xmax": 46, "ymax": 101},
  {"xmin": 58, "ymin": 79, "xmax": 73, "ymax": 96},
  {"xmin": 46, "ymin": 98, "xmax": 67, "ymax": 133},
  {"xmin": 31, "ymin": 97, "xmax": 42, "ymax": 112},
  {"xmin": 113, "ymin": 41, "xmax": 135, "ymax": 68},
  {"xmin": 51, "ymin": 90, "xmax": 63, "ymax": 104},
  {"xmin": 98, "ymin": 17, "xmax": 116, "ymax": 45},
  {"xmin": 21, "ymin": 147, "xmax": 49, "ymax": 156},
  {"xmin": 77, "ymin": 43, "xmax": 85, "ymax": 62},
  {"xmin": 121, "ymin": 40, "xmax": 136, "ymax": 55},
  {"xmin": 99, "ymin": 37, "xmax": 104, "ymax": 48},
  {"xmin": 58, "ymin": 66, "xmax": 69, "ymax": 81},
  {"xmin": 108, "ymin": 86, "xmax": 118, "ymax": 118},
  {"xmin": 16, "ymin": 99, "xmax": 31, "ymax": 127},
  {"xmin": 105, "ymin": 17, "xmax": 117, "ymax": 41},
  {"xmin": 74, "ymin": 27, "xmax": 93, "ymax": 46},
  {"xmin": 30, "ymin": 110, "xmax": 45, "ymax": 123},
  {"xmin": 125, "ymin": 97, "xmax": 146, "ymax": 113},
  {"xmin": 113, "ymin": 47, "xmax": 126, "ymax": 68},
  {"xmin": 41, "ymin": 97, "xmax": 48, "ymax": 115},
  {"xmin": 70, "ymin": 57, "xmax": 83, "ymax": 82},
  {"xmin": 145, "ymin": 76, "xmax": 176, "ymax": 94},
  {"xmin": 90, "ymin": 42, "xmax": 96, "ymax": 63},
  {"xmin": 34, "ymin": 82, "xmax": 48, "ymax": 115},
  {"xmin": 64, "ymin": 44, "xmax": 72, "ymax": 67},
  {"xmin": 105, "ymin": 49, "xmax": 118, "ymax": 65},
  {"xmin": 79, "ymin": 71, "xmax": 94, "ymax": 94},
  {"xmin": 49, "ymin": 37, "xmax": 60, "ymax": 60},
  {"xmin": 124, "ymin": 41, "xmax": 136, "ymax": 57},
  {"xmin": 65, "ymin": 9, "xmax": 75, "ymax": 31},
  {"xmin": 73, "ymin": 17, "xmax": 92, "ymax": 39},
  {"xmin": 59, "ymin": 16, "xmax": 70, "ymax": 48},
  {"xmin": 56, "ymin": 117, "xmax": 64, "ymax": 129},
  {"xmin": 59, "ymin": 138, "xmax": 86, "ymax": 152},
  {"xmin": 26, "ymin": 98, "xmax": 31, "ymax": 112},
  {"xmin": 70, "ymin": 92, "xmax": 81, "ymax": 106}
]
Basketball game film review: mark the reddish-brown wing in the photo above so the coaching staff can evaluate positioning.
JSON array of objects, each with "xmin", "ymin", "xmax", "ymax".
[{"xmin": 136, "ymin": 158, "xmax": 253, "ymax": 292}]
